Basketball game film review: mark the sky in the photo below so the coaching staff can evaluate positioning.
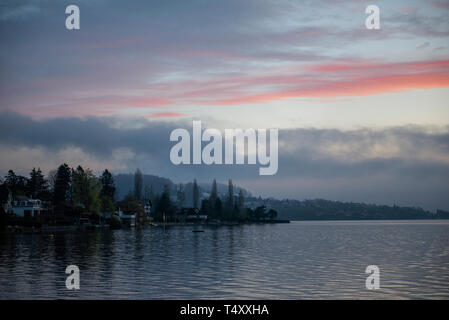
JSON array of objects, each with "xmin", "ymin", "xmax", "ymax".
[{"xmin": 0, "ymin": 0, "xmax": 448, "ymax": 210}]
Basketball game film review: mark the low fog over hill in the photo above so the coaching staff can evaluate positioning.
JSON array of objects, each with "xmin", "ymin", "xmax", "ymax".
[{"xmin": 114, "ymin": 173, "xmax": 251, "ymax": 206}]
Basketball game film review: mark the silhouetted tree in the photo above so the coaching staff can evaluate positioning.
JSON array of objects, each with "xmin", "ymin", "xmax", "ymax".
[
  {"xmin": 200, "ymin": 198, "xmax": 210, "ymax": 215},
  {"xmin": 72, "ymin": 166, "xmax": 102, "ymax": 214},
  {"xmin": 225, "ymin": 179, "xmax": 234, "ymax": 220},
  {"xmin": 28, "ymin": 168, "xmax": 50, "ymax": 200},
  {"xmin": 210, "ymin": 179, "xmax": 218, "ymax": 202},
  {"xmin": 254, "ymin": 205, "xmax": 267, "ymax": 220},
  {"xmin": 268, "ymin": 209, "xmax": 278, "ymax": 220},
  {"xmin": 54, "ymin": 164, "xmax": 72, "ymax": 204},
  {"xmin": 4, "ymin": 170, "xmax": 28, "ymax": 197},
  {"xmin": 4, "ymin": 170, "xmax": 17, "ymax": 190},
  {"xmin": 100, "ymin": 169, "xmax": 116, "ymax": 214},
  {"xmin": 227, "ymin": 179, "xmax": 234, "ymax": 206},
  {"xmin": 156, "ymin": 184, "xmax": 174, "ymax": 221},
  {"xmin": 100, "ymin": 169, "xmax": 115, "ymax": 200}
]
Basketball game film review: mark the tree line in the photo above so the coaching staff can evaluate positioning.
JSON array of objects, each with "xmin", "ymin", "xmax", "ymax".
[
  {"xmin": 147, "ymin": 177, "xmax": 277, "ymax": 222},
  {"xmin": 0, "ymin": 165, "xmax": 116, "ymax": 216},
  {"xmin": 0, "ymin": 165, "xmax": 278, "ymax": 226}
]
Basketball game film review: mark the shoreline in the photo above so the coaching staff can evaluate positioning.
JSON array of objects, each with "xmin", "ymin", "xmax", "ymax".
[
  {"xmin": 3, "ymin": 218, "xmax": 449, "ymax": 235},
  {"xmin": 0, "ymin": 219, "xmax": 291, "ymax": 234}
]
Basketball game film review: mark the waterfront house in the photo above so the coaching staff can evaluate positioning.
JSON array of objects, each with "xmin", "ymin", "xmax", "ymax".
[
  {"xmin": 12, "ymin": 196, "xmax": 44, "ymax": 218},
  {"xmin": 117, "ymin": 208, "xmax": 136, "ymax": 227}
]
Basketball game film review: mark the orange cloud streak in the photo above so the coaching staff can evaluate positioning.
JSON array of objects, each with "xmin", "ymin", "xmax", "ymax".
[{"xmin": 208, "ymin": 71, "xmax": 449, "ymax": 105}]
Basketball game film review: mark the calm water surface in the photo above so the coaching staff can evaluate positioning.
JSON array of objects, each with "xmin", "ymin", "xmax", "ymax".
[{"xmin": 0, "ymin": 220, "xmax": 448, "ymax": 299}]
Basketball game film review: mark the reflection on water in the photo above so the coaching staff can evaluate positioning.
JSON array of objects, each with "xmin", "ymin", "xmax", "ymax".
[{"xmin": 0, "ymin": 220, "xmax": 448, "ymax": 299}]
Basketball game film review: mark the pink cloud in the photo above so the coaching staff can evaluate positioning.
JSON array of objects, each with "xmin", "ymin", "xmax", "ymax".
[
  {"xmin": 9, "ymin": 58, "xmax": 449, "ymax": 119},
  {"xmin": 307, "ymin": 59, "xmax": 449, "ymax": 73},
  {"xmin": 174, "ymin": 59, "xmax": 449, "ymax": 105},
  {"xmin": 207, "ymin": 72, "xmax": 449, "ymax": 105},
  {"xmin": 146, "ymin": 112, "xmax": 186, "ymax": 119}
]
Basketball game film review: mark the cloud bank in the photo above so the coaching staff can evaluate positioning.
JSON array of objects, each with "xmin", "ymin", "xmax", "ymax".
[{"xmin": 0, "ymin": 112, "xmax": 448, "ymax": 210}]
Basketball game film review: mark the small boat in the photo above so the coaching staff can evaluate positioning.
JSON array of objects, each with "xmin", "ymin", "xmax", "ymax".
[{"xmin": 192, "ymin": 229, "xmax": 204, "ymax": 233}]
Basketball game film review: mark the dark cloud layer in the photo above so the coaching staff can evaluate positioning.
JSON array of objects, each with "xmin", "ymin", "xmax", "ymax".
[{"xmin": 1, "ymin": 112, "xmax": 448, "ymax": 210}]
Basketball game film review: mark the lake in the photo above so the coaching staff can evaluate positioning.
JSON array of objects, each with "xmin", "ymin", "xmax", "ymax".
[{"xmin": 0, "ymin": 220, "xmax": 448, "ymax": 299}]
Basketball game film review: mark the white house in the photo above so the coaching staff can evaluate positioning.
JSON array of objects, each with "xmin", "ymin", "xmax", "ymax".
[
  {"xmin": 117, "ymin": 208, "xmax": 136, "ymax": 227},
  {"xmin": 12, "ymin": 196, "xmax": 43, "ymax": 218}
]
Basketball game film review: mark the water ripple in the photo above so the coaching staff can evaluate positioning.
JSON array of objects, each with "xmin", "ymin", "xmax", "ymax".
[{"xmin": 0, "ymin": 220, "xmax": 449, "ymax": 299}]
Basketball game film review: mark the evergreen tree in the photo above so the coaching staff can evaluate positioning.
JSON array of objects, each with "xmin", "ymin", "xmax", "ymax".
[
  {"xmin": 4, "ymin": 170, "xmax": 17, "ymax": 190},
  {"xmin": 28, "ymin": 168, "xmax": 48, "ymax": 199},
  {"xmin": 100, "ymin": 169, "xmax": 116, "ymax": 214},
  {"xmin": 200, "ymin": 198, "xmax": 210, "ymax": 215},
  {"xmin": 54, "ymin": 163, "xmax": 72, "ymax": 204},
  {"xmin": 4, "ymin": 170, "xmax": 28, "ymax": 196},
  {"xmin": 28, "ymin": 168, "xmax": 38, "ymax": 197},
  {"xmin": 100, "ymin": 169, "xmax": 115, "ymax": 200},
  {"xmin": 156, "ymin": 184, "xmax": 174, "ymax": 220},
  {"xmin": 210, "ymin": 179, "xmax": 218, "ymax": 202},
  {"xmin": 225, "ymin": 179, "xmax": 234, "ymax": 219},
  {"xmin": 227, "ymin": 179, "xmax": 234, "ymax": 208}
]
